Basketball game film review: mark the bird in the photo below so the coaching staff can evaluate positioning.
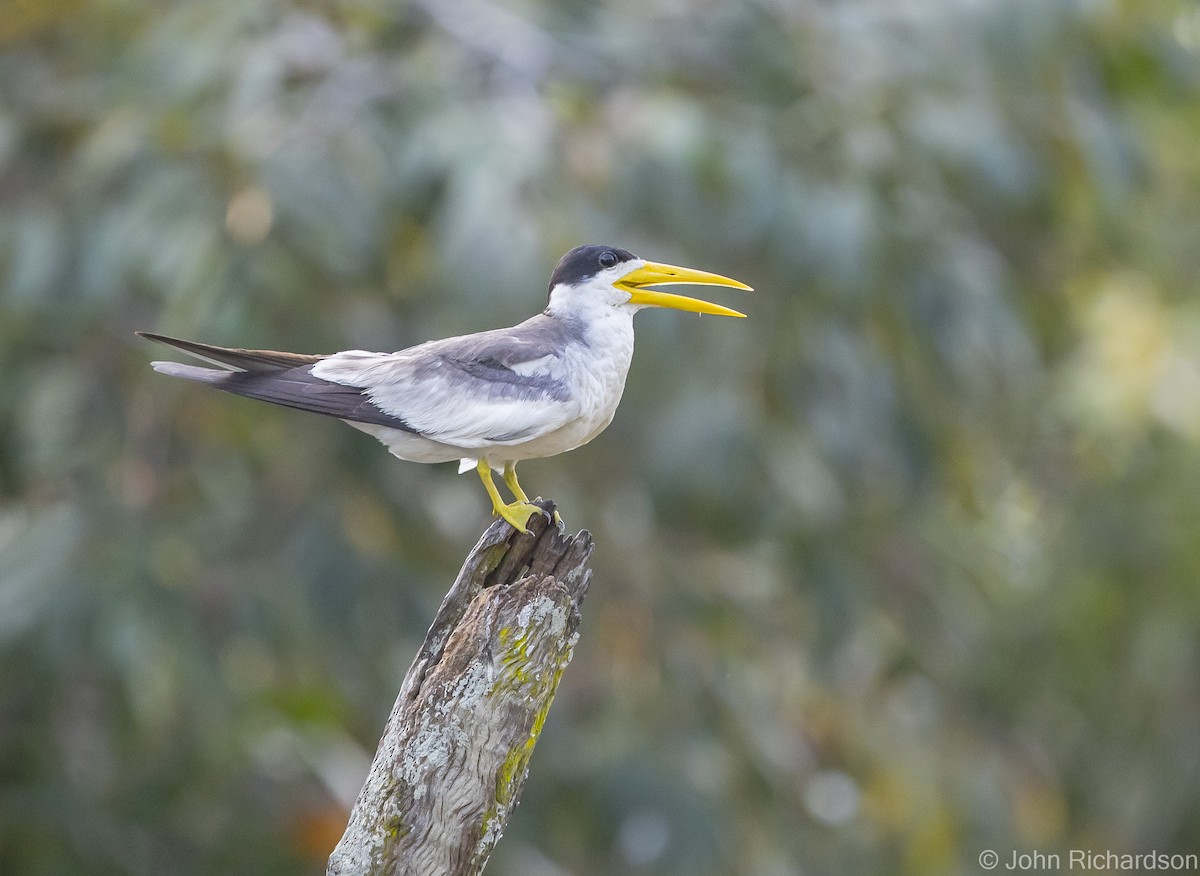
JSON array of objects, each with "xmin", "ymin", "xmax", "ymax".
[{"xmin": 140, "ymin": 244, "xmax": 751, "ymax": 533}]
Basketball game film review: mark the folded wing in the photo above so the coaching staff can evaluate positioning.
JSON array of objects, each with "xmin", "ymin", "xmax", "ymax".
[
  {"xmin": 141, "ymin": 317, "xmax": 580, "ymax": 448},
  {"xmin": 141, "ymin": 333, "xmax": 417, "ymax": 431},
  {"xmin": 312, "ymin": 317, "xmax": 579, "ymax": 448}
]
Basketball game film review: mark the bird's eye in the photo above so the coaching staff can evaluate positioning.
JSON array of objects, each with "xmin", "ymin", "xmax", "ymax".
[{"xmin": 598, "ymin": 251, "xmax": 618, "ymax": 269}]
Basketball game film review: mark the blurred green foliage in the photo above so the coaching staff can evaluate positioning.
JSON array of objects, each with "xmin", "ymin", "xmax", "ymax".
[{"xmin": 2, "ymin": 0, "xmax": 1200, "ymax": 873}]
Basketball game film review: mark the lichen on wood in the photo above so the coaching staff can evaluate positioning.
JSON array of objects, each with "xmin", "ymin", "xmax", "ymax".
[{"xmin": 328, "ymin": 502, "xmax": 593, "ymax": 876}]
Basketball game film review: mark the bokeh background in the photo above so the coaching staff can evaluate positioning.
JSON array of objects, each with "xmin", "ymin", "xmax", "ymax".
[{"xmin": 3, "ymin": 0, "xmax": 1200, "ymax": 873}]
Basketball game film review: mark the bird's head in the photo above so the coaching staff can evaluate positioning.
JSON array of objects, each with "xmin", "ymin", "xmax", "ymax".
[{"xmin": 545, "ymin": 245, "xmax": 752, "ymax": 320}]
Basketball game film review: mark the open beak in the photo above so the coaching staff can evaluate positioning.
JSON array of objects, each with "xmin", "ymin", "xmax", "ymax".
[{"xmin": 615, "ymin": 261, "xmax": 753, "ymax": 317}]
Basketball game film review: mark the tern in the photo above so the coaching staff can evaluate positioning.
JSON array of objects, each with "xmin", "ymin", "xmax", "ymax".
[{"xmin": 140, "ymin": 245, "xmax": 751, "ymax": 532}]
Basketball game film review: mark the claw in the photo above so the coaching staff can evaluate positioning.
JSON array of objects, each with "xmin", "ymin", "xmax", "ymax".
[{"xmin": 530, "ymin": 497, "xmax": 560, "ymax": 528}]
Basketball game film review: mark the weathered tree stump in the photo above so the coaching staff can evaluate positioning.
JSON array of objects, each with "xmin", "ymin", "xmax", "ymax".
[{"xmin": 328, "ymin": 501, "xmax": 593, "ymax": 876}]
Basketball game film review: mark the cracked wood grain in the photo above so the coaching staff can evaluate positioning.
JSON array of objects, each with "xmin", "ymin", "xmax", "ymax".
[{"xmin": 328, "ymin": 501, "xmax": 593, "ymax": 876}]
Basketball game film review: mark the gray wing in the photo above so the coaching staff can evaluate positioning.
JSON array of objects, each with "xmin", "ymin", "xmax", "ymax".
[
  {"xmin": 141, "ymin": 333, "xmax": 418, "ymax": 432},
  {"xmin": 311, "ymin": 315, "xmax": 582, "ymax": 447}
]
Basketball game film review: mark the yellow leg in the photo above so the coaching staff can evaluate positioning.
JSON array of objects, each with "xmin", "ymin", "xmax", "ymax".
[
  {"xmin": 502, "ymin": 461, "xmax": 531, "ymax": 504},
  {"xmin": 477, "ymin": 459, "xmax": 541, "ymax": 534},
  {"xmin": 505, "ymin": 461, "xmax": 561, "ymax": 529}
]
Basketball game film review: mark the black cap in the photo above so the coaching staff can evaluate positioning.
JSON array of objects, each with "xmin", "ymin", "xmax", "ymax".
[{"xmin": 548, "ymin": 245, "xmax": 638, "ymax": 292}]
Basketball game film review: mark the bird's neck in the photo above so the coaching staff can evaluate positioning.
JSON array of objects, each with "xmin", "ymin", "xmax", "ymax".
[{"xmin": 545, "ymin": 303, "xmax": 633, "ymax": 350}]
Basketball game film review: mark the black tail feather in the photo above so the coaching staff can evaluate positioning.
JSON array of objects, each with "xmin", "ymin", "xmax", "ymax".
[{"xmin": 137, "ymin": 331, "xmax": 324, "ymax": 371}]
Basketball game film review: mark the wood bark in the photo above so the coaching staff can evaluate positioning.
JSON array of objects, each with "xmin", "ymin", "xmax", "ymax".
[{"xmin": 328, "ymin": 501, "xmax": 593, "ymax": 876}]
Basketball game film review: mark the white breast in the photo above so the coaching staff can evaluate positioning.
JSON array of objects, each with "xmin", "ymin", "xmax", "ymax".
[{"xmin": 490, "ymin": 308, "xmax": 636, "ymax": 463}]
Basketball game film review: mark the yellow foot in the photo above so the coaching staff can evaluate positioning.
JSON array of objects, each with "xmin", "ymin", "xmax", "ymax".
[
  {"xmin": 495, "ymin": 500, "xmax": 546, "ymax": 534},
  {"xmin": 477, "ymin": 459, "xmax": 550, "ymax": 534}
]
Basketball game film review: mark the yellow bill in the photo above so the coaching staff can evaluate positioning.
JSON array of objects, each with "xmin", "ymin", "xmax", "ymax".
[{"xmin": 615, "ymin": 261, "xmax": 753, "ymax": 317}]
